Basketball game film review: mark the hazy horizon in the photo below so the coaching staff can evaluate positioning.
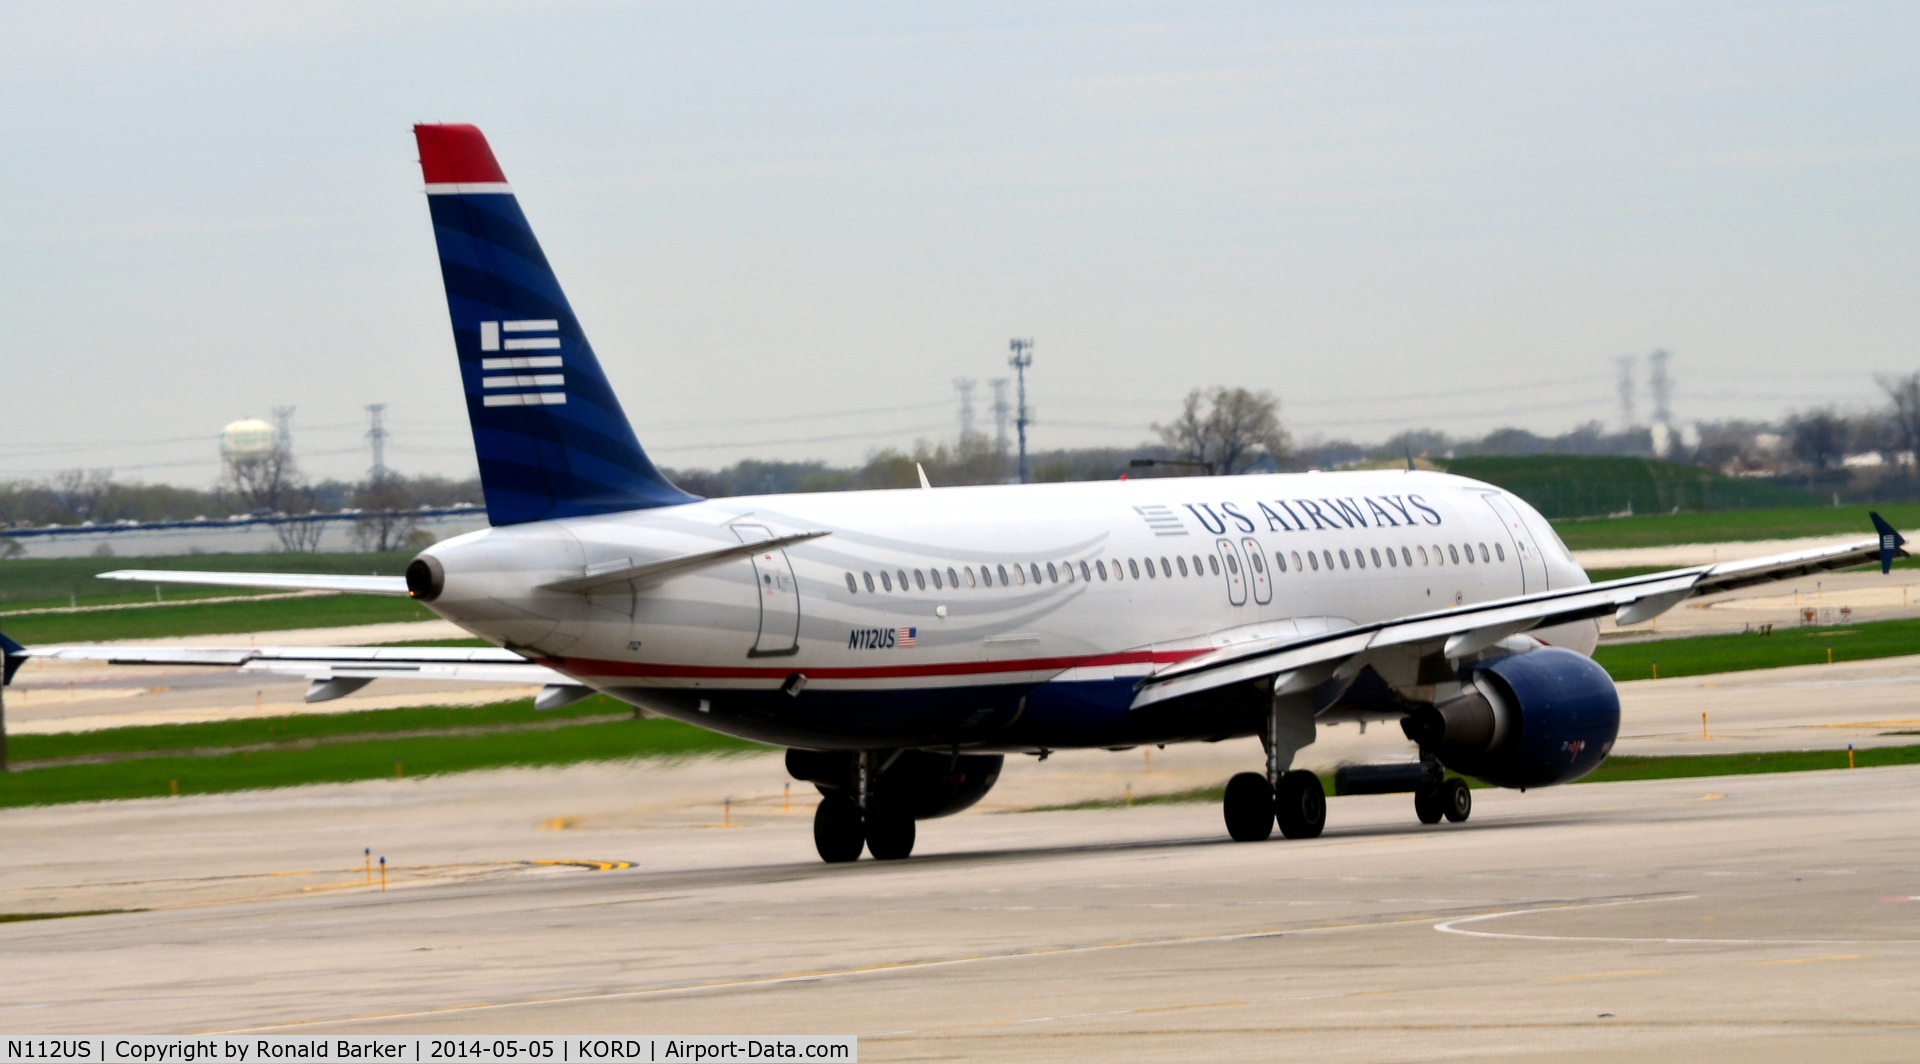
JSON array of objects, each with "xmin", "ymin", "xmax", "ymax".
[{"xmin": 2, "ymin": 2, "xmax": 1914, "ymax": 489}]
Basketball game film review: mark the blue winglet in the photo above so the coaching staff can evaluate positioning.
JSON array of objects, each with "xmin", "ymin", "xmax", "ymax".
[
  {"xmin": 1, "ymin": 631, "xmax": 24, "ymax": 686},
  {"xmin": 1869, "ymin": 511, "xmax": 1906, "ymax": 574}
]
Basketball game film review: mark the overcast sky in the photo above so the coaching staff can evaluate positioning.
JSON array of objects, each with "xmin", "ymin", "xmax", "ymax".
[{"xmin": 1, "ymin": 1, "xmax": 1915, "ymax": 486}]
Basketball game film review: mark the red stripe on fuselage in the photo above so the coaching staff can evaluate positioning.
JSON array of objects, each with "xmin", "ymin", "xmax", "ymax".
[{"xmin": 544, "ymin": 647, "xmax": 1209, "ymax": 683}]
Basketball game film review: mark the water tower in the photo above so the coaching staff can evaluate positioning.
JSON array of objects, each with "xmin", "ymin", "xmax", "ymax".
[{"xmin": 221, "ymin": 419, "xmax": 276, "ymax": 460}]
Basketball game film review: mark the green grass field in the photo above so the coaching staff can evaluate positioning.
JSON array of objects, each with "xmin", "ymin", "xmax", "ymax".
[
  {"xmin": 1590, "ymin": 616, "xmax": 1920, "ymax": 681},
  {"xmin": 1551, "ymin": 504, "xmax": 1920, "ymax": 552},
  {"xmin": 1446, "ymin": 455, "xmax": 1818, "ymax": 520},
  {"xmin": 0, "ymin": 551, "xmax": 417, "ymax": 606},
  {"xmin": 0, "ymin": 594, "xmax": 436, "ymax": 644},
  {"xmin": 0, "ymin": 695, "xmax": 766, "ymax": 809}
]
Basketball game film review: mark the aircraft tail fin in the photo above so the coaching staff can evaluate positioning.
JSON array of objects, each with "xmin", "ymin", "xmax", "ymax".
[
  {"xmin": 2, "ymin": 631, "xmax": 25, "ymax": 686},
  {"xmin": 1870, "ymin": 511, "xmax": 1906, "ymax": 574},
  {"xmin": 413, "ymin": 124, "xmax": 697, "ymax": 526}
]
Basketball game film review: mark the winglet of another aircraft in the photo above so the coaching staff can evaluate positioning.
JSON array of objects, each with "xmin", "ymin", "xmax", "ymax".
[
  {"xmin": 2, "ymin": 631, "xmax": 24, "ymax": 685},
  {"xmin": 1870, "ymin": 511, "xmax": 1906, "ymax": 574}
]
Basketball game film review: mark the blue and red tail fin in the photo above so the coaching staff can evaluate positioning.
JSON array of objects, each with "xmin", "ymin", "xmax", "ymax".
[{"xmin": 414, "ymin": 124, "xmax": 697, "ymax": 526}]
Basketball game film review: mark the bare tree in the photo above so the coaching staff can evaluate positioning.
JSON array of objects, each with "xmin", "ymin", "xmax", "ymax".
[
  {"xmin": 227, "ymin": 435, "xmax": 328, "ymax": 551},
  {"xmin": 48, "ymin": 469, "xmax": 113, "ymax": 523},
  {"xmin": 352, "ymin": 474, "xmax": 421, "ymax": 553},
  {"xmin": 1879, "ymin": 371, "xmax": 1920, "ymax": 466},
  {"xmin": 1787, "ymin": 409, "xmax": 1848, "ymax": 486},
  {"xmin": 1154, "ymin": 388, "xmax": 1290, "ymax": 475}
]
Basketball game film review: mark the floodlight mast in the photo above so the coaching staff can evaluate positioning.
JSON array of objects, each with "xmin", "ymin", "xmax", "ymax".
[{"xmin": 1009, "ymin": 339, "xmax": 1033, "ymax": 484}]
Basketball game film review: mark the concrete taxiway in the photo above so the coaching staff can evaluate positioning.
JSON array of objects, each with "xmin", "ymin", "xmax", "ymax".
[{"xmin": 3, "ymin": 752, "xmax": 1918, "ymax": 1061}]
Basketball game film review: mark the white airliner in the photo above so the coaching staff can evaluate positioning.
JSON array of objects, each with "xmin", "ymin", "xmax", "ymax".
[{"xmin": 6, "ymin": 125, "xmax": 1905, "ymax": 863}]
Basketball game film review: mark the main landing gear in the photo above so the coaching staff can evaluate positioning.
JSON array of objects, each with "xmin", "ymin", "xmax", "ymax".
[
  {"xmin": 811, "ymin": 751, "xmax": 917, "ymax": 863},
  {"xmin": 1224, "ymin": 693, "xmax": 1325, "ymax": 842},
  {"xmin": 1414, "ymin": 776, "xmax": 1471, "ymax": 825}
]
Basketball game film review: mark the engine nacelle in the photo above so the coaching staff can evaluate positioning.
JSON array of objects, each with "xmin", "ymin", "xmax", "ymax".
[
  {"xmin": 1401, "ymin": 647, "xmax": 1618, "ymax": 789},
  {"xmin": 785, "ymin": 748, "xmax": 1004, "ymax": 820}
]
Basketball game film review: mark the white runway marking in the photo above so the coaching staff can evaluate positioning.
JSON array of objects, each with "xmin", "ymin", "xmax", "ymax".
[{"xmin": 1433, "ymin": 893, "xmax": 1920, "ymax": 945}]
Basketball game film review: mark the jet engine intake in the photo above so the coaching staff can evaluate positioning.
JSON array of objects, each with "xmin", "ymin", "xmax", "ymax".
[{"xmin": 1401, "ymin": 647, "xmax": 1618, "ymax": 789}]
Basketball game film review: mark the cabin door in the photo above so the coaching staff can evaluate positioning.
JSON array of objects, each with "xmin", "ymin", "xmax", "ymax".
[
  {"xmin": 731, "ymin": 523, "xmax": 801, "ymax": 657},
  {"xmin": 1482, "ymin": 495, "xmax": 1549, "ymax": 594}
]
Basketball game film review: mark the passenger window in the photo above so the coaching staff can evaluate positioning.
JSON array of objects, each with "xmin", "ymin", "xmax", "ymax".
[
  {"xmin": 898, "ymin": 568, "xmax": 910, "ymax": 589},
  {"xmin": 880, "ymin": 571, "xmax": 893, "ymax": 591},
  {"xmin": 1160, "ymin": 557, "xmax": 1172, "ymax": 577},
  {"xmin": 1433, "ymin": 543, "xmax": 1444, "ymax": 563},
  {"xmin": 1079, "ymin": 560, "xmax": 1091, "ymax": 582},
  {"xmin": 1226, "ymin": 554, "xmax": 1239, "ymax": 575},
  {"xmin": 1030, "ymin": 563, "xmax": 1043, "ymax": 584},
  {"xmin": 1385, "ymin": 548, "xmax": 1396, "ymax": 567},
  {"xmin": 948, "ymin": 566, "xmax": 960, "ymax": 587},
  {"xmin": 981, "ymin": 566, "xmax": 994, "ymax": 587},
  {"xmin": 931, "ymin": 568, "xmax": 943, "ymax": 590},
  {"xmin": 1177, "ymin": 556, "xmax": 1189, "ymax": 576},
  {"xmin": 915, "ymin": 569, "xmax": 927, "ymax": 590},
  {"xmin": 1402, "ymin": 546, "xmax": 1412, "ymax": 566},
  {"xmin": 845, "ymin": 572, "xmax": 858, "ymax": 593},
  {"xmin": 1494, "ymin": 544, "xmax": 1504, "ymax": 562},
  {"xmin": 1479, "ymin": 543, "xmax": 1490, "ymax": 563},
  {"xmin": 997, "ymin": 564, "xmax": 1010, "ymax": 585},
  {"xmin": 1291, "ymin": 551, "xmax": 1302, "ymax": 571},
  {"xmin": 964, "ymin": 566, "xmax": 977, "ymax": 588},
  {"xmin": 1354, "ymin": 548, "xmax": 1365, "ymax": 569},
  {"xmin": 1014, "ymin": 564, "xmax": 1027, "ymax": 585},
  {"xmin": 1097, "ymin": 559, "xmax": 1108, "ymax": 580},
  {"xmin": 1046, "ymin": 562, "xmax": 1058, "ymax": 583},
  {"xmin": 1447, "ymin": 545, "xmax": 1459, "ymax": 564},
  {"xmin": 1129, "ymin": 558, "xmax": 1141, "ymax": 579},
  {"xmin": 1192, "ymin": 555, "xmax": 1205, "ymax": 574},
  {"xmin": 1371, "ymin": 548, "xmax": 1382, "ymax": 568},
  {"xmin": 1417, "ymin": 546, "xmax": 1428, "ymax": 565},
  {"xmin": 1208, "ymin": 555, "xmax": 1220, "ymax": 575},
  {"xmin": 863, "ymin": 571, "xmax": 876, "ymax": 592},
  {"xmin": 1275, "ymin": 551, "xmax": 1286, "ymax": 573},
  {"xmin": 1308, "ymin": 551, "xmax": 1319, "ymax": 571},
  {"xmin": 1323, "ymin": 550, "xmax": 1333, "ymax": 570},
  {"xmin": 1339, "ymin": 550, "xmax": 1350, "ymax": 569},
  {"xmin": 1146, "ymin": 558, "xmax": 1158, "ymax": 578}
]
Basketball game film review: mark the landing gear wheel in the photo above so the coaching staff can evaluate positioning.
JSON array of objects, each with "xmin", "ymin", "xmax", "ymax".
[
  {"xmin": 1275, "ymin": 770, "xmax": 1326, "ymax": 839},
  {"xmin": 1440, "ymin": 777, "xmax": 1471, "ymax": 823},
  {"xmin": 865, "ymin": 811, "xmax": 916, "ymax": 860},
  {"xmin": 813, "ymin": 794, "xmax": 865, "ymax": 863},
  {"xmin": 1223, "ymin": 772, "xmax": 1275, "ymax": 842},
  {"xmin": 1413, "ymin": 783, "xmax": 1443, "ymax": 825}
]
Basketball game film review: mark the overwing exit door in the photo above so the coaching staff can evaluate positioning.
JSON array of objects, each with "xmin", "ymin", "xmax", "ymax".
[{"xmin": 731, "ymin": 523, "xmax": 801, "ymax": 657}]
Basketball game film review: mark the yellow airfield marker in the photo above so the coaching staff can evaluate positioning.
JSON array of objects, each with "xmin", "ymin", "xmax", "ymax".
[
  {"xmin": 364, "ymin": 848, "xmax": 371, "ymax": 885},
  {"xmin": 1125, "ymin": 783, "xmax": 1133, "ymax": 808},
  {"xmin": 379, "ymin": 856, "xmax": 386, "ymax": 892},
  {"xmin": 1849, "ymin": 745, "xmax": 1855, "ymax": 769},
  {"xmin": 1827, "ymin": 645, "xmax": 1834, "ymax": 665},
  {"xmin": 169, "ymin": 779, "xmax": 178, "ymax": 797},
  {"xmin": 784, "ymin": 783, "xmax": 791, "ymax": 813},
  {"xmin": 1701, "ymin": 712, "xmax": 1708, "ymax": 740},
  {"xmin": 1651, "ymin": 660, "xmax": 1659, "ymax": 679},
  {"xmin": 723, "ymin": 797, "xmax": 732, "ymax": 828}
]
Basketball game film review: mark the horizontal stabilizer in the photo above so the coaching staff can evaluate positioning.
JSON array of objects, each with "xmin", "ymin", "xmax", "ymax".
[
  {"xmin": 541, "ymin": 530, "xmax": 831, "ymax": 593},
  {"xmin": 96, "ymin": 570, "xmax": 412, "ymax": 596},
  {"xmin": 24, "ymin": 644, "xmax": 566, "ymax": 688}
]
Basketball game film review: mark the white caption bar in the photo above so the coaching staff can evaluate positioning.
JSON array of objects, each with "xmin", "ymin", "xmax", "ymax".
[
  {"xmin": 0, "ymin": 1038, "xmax": 855, "ymax": 1064},
  {"xmin": 481, "ymin": 356, "xmax": 563, "ymax": 370},
  {"xmin": 482, "ymin": 393, "xmax": 567, "ymax": 407}
]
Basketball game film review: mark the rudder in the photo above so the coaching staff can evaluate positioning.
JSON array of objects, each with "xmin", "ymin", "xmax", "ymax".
[{"xmin": 414, "ymin": 124, "xmax": 696, "ymax": 525}]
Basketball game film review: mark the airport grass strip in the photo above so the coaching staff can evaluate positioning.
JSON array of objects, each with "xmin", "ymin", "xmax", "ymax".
[
  {"xmin": 0, "ymin": 698, "xmax": 767, "ymax": 808},
  {"xmin": 1549, "ymin": 503, "xmax": 1920, "ymax": 551},
  {"xmin": 0, "ymin": 593, "xmax": 437, "ymax": 644},
  {"xmin": 1020, "ymin": 746, "xmax": 1920, "ymax": 811},
  {"xmin": 1589, "ymin": 617, "xmax": 1920, "ymax": 682}
]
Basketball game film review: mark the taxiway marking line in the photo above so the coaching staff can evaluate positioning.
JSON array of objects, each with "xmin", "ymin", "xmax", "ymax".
[
  {"xmin": 1435, "ymin": 896, "xmax": 1920, "ymax": 945},
  {"xmin": 1746, "ymin": 954, "xmax": 1865, "ymax": 966},
  {"xmin": 1546, "ymin": 968, "xmax": 1670, "ymax": 981},
  {"xmin": 202, "ymin": 912, "xmax": 1443, "ymax": 1033}
]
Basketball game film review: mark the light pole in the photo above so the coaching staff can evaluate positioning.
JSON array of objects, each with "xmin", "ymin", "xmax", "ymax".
[{"xmin": 1008, "ymin": 339, "xmax": 1033, "ymax": 484}]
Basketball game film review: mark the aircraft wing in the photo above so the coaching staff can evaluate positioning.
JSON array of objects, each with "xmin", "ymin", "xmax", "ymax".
[
  {"xmin": 1134, "ymin": 514, "xmax": 1908, "ymax": 710},
  {"xmin": 16, "ymin": 643, "xmax": 573, "ymax": 703},
  {"xmin": 97, "ymin": 570, "xmax": 413, "ymax": 595}
]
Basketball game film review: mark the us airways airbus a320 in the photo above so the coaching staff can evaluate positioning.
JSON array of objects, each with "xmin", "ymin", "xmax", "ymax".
[{"xmin": 7, "ymin": 124, "xmax": 1905, "ymax": 864}]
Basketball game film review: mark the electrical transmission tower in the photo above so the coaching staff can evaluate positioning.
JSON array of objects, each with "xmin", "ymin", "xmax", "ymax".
[
  {"xmin": 1615, "ymin": 356, "xmax": 1637, "ymax": 431},
  {"xmin": 953, "ymin": 378, "xmax": 978, "ymax": 441},
  {"xmin": 1008, "ymin": 338, "xmax": 1034, "ymax": 484},
  {"xmin": 271, "ymin": 406, "xmax": 296, "ymax": 456},
  {"xmin": 1647, "ymin": 350, "xmax": 1672, "ymax": 425},
  {"xmin": 365, "ymin": 404, "xmax": 390, "ymax": 481},
  {"xmin": 989, "ymin": 379, "xmax": 1011, "ymax": 455}
]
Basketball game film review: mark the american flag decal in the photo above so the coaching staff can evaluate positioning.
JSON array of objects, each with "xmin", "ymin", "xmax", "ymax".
[{"xmin": 897, "ymin": 627, "xmax": 917, "ymax": 648}]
